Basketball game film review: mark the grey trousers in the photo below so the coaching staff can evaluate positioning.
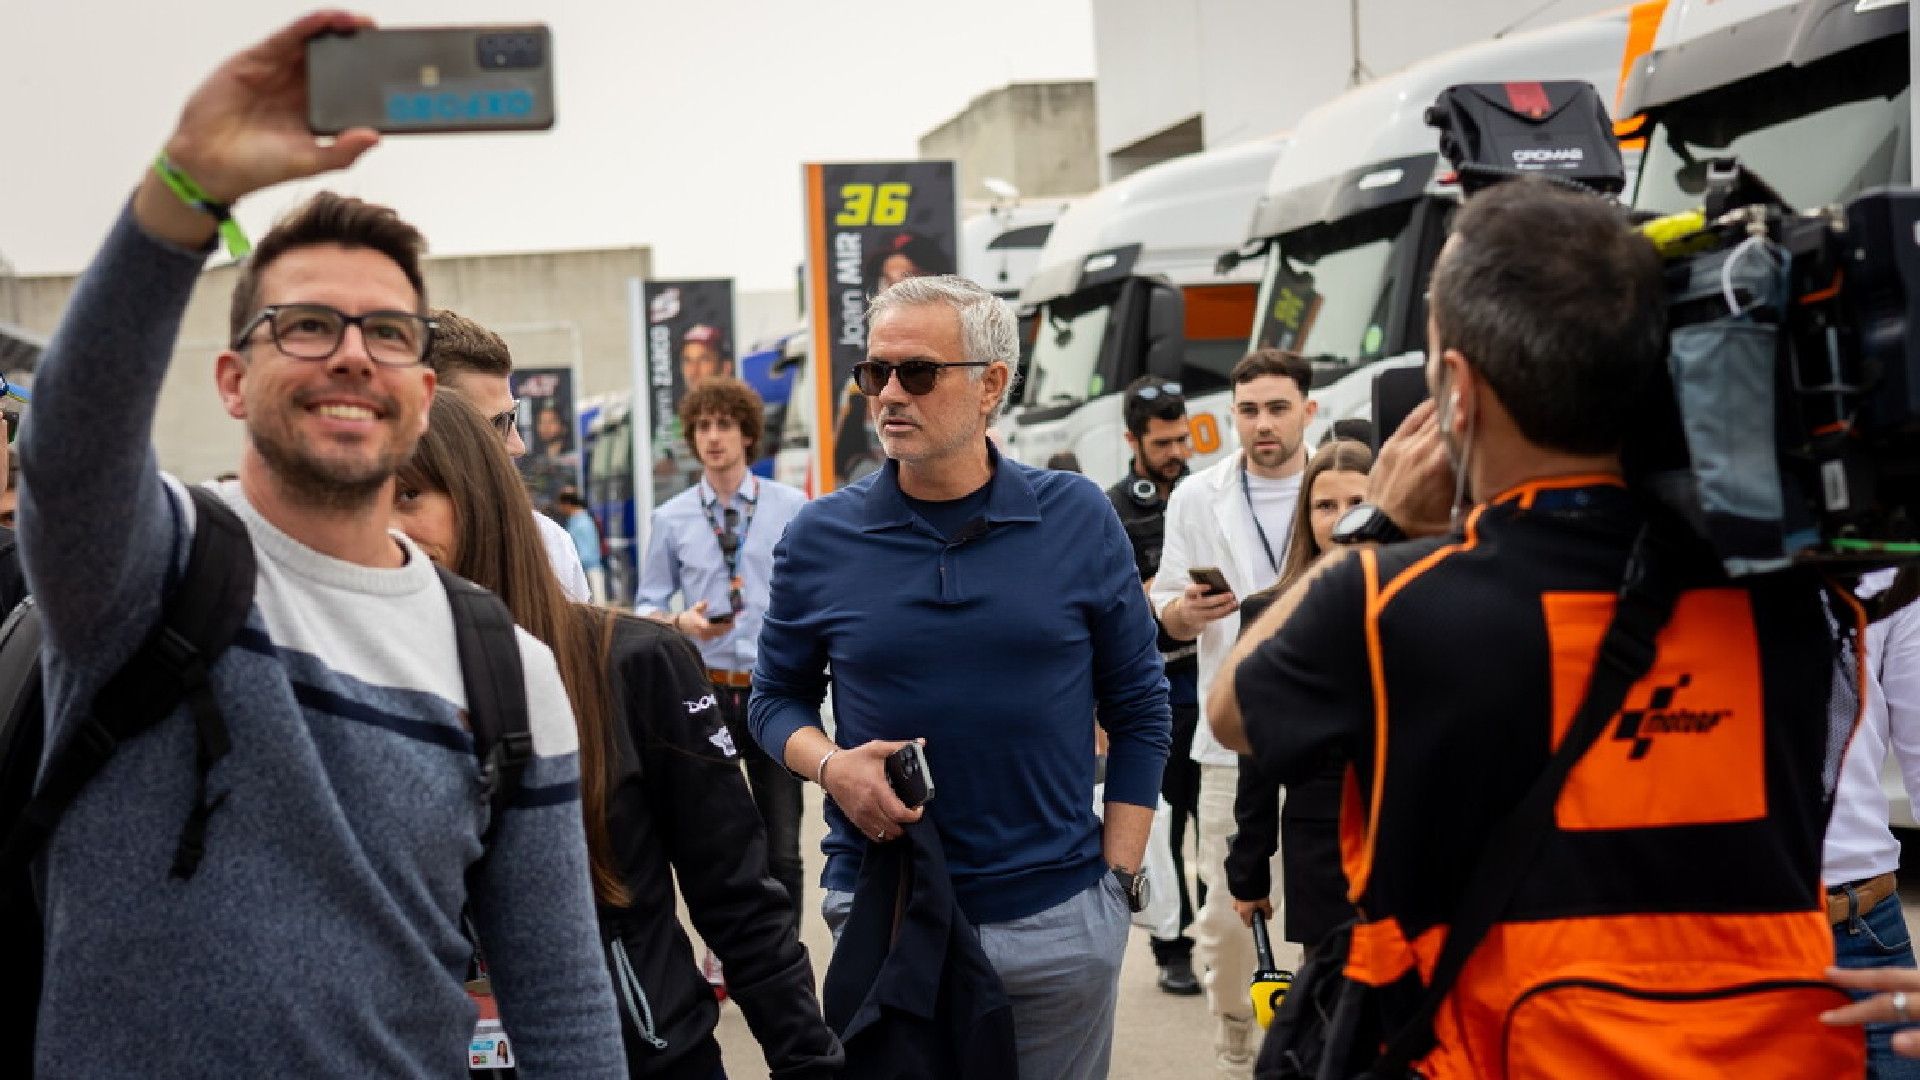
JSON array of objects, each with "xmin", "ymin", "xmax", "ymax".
[{"xmin": 825, "ymin": 873, "xmax": 1132, "ymax": 1080}]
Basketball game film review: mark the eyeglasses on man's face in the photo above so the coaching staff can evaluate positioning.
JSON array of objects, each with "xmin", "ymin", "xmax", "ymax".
[
  {"xmin": 233, "ymin": 304, "xmax": 437, "ymax": 367},
  {"xmin": 851, "ymin": 359, "xmax": 992, "ymax": 397}
]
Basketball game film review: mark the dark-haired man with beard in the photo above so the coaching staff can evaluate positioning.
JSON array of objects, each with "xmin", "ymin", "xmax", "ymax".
[
  {"xmin": 1106, "ymin": 375, "xmax": 1202, "ymax": 997},
  {"xmin": 18, "ymin": 14, "xmax": 623, "ymax": 1076}
]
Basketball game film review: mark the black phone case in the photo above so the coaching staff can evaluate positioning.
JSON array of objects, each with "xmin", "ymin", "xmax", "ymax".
[
  {"xmin": 886, "ymin": 745, "xmax": 934, "ymax": 808},
  {"xmin": 1189, "ymin": 567, "xmax": 1232, "ymax": 596},
  {"xmin": 307, "ymin": 26, "xmax": 555, "ymax": 135},
  {"xmin": 1371, "ymin": 366, "xmax": 1430, "ymax": 451}
]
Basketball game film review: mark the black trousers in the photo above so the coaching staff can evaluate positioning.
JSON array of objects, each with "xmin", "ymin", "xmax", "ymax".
[
  {"xmin": 715, "ymin": 685, "xmax": 806, "ymax": 921},
  {"xmin": 1152, "ymin": 701, "xmax": 1202, "ymax": 964}
]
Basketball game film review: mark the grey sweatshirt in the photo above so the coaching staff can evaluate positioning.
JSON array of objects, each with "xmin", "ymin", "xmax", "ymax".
[{"xmin": 18, "ymin": 206, "xmax": 626, "ymax": 1078}]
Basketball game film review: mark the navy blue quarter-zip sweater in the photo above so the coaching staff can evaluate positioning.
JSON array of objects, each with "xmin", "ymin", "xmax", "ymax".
[{"xmin": 750, "ymin": 444, "xmax": 1171, "ymax": 926}]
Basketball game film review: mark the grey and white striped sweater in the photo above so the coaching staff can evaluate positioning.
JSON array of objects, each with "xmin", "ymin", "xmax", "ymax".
[{"xmin": 19, "ymin": 205, "xmax": 626, "ymax": 1079}]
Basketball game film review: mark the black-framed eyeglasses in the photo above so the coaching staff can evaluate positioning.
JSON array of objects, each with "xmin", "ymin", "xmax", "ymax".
[
  {"xmin": 232, "ymin": 304, "xmax": 437, "ymax": 367},
  {"xmin": 851, "ymin": 359, "xmax": 992, "ymax": 397}
]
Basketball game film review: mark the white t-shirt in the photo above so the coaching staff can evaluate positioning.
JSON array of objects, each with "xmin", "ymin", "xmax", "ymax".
[
  {"xmin": 1243, "ymin": 471, "xmax": 1301, "ymax": 584},
  {"xmin": 534, "ymin": 510, "xmax": 592, "ymax": 602}
]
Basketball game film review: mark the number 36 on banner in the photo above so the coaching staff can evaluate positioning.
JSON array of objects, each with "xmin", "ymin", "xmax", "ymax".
[{"xmin": 836, "ymin": 182, "xmax": 913, "ymax": 227}]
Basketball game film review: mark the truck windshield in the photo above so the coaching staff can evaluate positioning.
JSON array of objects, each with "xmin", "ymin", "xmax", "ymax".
[
  {"xmin": 1021, "ymin": 298, "xmax": 1115, "ymax": 407},
  {"xmin": 1258, "ymin": 200, "xmax": 1418, "ymax": 379},
  {"xmin": 1635, "ymin": 37, "xmax": 1909, "ymax": 214}
]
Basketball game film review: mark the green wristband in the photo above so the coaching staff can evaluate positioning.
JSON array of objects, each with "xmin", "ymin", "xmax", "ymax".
[{"xmin": 151, "ymin": 153, "xmax": 252, "ymax": 259}]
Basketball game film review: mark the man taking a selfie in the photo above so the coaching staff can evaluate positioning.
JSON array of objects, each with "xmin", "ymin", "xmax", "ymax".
[{"xmin": 19, "ymin": 15, "xmax": 624, "ymax": 1076}]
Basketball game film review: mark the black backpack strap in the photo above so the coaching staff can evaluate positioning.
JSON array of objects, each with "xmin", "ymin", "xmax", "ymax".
[
  {"xmin": 436, "ymin": 567, "xmax": 530, "ymax": 847},
  {"xmin": 2, "ymin": 485, "xmax": 255, "ymax": 880},
  {"xmin": 0, "ymin": 597, "xmax": 49, "ymax": 870},
  {"xmin": 1366, "ymin": 521, "xmax": 1686, "ymax": 1077}
]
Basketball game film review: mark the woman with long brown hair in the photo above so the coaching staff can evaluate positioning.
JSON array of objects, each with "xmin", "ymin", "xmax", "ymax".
[
  {"xmin": 1223, "ymin": 438, "xmax": 1373, "ymax": 957},
  {"xmin": 393, "ymin": 393, "xmax": 841, "ymax": 1079}
]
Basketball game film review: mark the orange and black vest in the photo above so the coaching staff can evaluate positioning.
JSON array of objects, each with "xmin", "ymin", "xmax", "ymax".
[{"xmin": 1342, "ymin": 477, "xmax": 1862, "ymax": 1078}]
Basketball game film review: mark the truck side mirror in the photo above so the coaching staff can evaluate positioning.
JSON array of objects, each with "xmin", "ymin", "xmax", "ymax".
[{"xmin": 1144, "ymin": 282, "xmax": 1184, "ymax": 379}]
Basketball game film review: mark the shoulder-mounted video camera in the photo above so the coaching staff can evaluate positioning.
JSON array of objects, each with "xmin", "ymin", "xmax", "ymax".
[
  {"xmin": 1425, "ymin": 80, "xmax": 1627, "ymax": 198},
  {"xmin": 1429, "ymin": 80, "xmax": 1920, "ymax": 574}
]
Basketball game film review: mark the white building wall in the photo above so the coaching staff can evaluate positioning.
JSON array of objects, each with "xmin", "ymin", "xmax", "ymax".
[
  {"xmin": 1095, "ymin": 0, "xmax": 1628, "ymax": 174},
  {"xmin": 1092, "ymin": 0, "xmax": 1208, "ymax": 164}
]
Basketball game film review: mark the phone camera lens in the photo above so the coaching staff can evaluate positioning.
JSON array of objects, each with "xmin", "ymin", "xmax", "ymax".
[{"xmin": 476, "ymin": 33, "xmax": 541, "ymax": 70}]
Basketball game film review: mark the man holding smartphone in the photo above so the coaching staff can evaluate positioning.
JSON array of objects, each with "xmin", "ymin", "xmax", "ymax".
[
  {"xmin": 18, "ymin": 14, "xmax": 624, "ymax": 1077},
  {"xmin": 1151, "ymin": 349, "xmax": 1315, "ymax": 1078},
  {"xmin": 636, "ymin": 376, "xmax": 809, "ymax": 920}
]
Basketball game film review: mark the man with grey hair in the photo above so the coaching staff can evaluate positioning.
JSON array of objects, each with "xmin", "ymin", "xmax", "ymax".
[{"xmin": 750, "ymin": 274, "xmax": 1171, "ymax": 1076}]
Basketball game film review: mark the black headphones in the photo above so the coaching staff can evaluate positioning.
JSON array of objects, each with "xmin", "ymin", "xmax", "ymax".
[{"xmin": 1128, "ymin": 475, "xmax": 1161, "ymax": 507}]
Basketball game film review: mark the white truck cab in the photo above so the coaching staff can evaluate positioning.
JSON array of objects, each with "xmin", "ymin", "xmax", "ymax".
[
  {"xmin": 1001, "ymin": 135, "xmax": 1289, "ymax": 488},
  {"xmin": 1242, "ymin": 9, "xmax": 1639, "ymax": 443},
  {"xmin": 1621, "ymin": 0, "xmax": 1908, "ymax": 217}
]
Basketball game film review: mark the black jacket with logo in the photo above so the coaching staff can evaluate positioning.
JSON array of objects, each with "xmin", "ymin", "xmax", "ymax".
[{"xmin": 598, "ymin": 615, "xmax": 842, "ymax": 1079}]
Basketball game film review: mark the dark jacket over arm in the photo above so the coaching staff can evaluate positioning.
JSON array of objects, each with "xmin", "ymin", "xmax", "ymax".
[{"xmin": 1226, "ymin": 754, "xmax": 1281, "ymax": 903}]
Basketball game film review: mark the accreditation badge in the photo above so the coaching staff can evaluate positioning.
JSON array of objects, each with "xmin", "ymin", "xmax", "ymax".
[{"xmin": 469, "ymin": 1018, "xmax": 514, "ymax": 1070}]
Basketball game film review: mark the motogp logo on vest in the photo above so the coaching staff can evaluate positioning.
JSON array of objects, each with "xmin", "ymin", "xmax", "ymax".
[{"xmin": 1611, "ymin": 674, "xmax": 1732, "ymax": 761}]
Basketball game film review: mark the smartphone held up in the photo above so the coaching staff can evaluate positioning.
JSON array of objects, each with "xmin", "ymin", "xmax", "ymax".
[
  {"xmin": 1188, "ymin": 566, "xmax": 1233, "ymax": 597},
  {"xmin": 307, "ymin": 25, "xmax": 555, "ymax": 135}
]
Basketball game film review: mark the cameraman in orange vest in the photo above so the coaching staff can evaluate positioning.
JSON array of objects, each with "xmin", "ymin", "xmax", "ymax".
[{"xmin": 1211, "ymin": 176, "xmax": 1862, "ymax": 1078}]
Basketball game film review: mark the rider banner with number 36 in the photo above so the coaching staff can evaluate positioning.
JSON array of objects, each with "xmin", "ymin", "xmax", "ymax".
[{"xmin": 803, "ymin": 160, "xmax": 958, "ymax": 493}]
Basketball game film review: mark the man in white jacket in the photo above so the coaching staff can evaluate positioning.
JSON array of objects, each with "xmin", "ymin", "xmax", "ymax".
[{"xmin": 1151, "ymin": 349, "xmax": 1315, "ymax": 1076}]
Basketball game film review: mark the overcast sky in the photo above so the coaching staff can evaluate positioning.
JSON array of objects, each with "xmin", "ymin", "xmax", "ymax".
[{"xmin": 0, "ymin": 1, "xmax": 1096, "ymax": 291}]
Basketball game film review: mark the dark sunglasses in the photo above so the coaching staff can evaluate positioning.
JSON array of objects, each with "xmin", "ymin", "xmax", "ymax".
[
  {"xmin": 488, "ymin": 405, "xmax": 519, "ymax": 439},
  {"xmin": 851, "ymin": 359, "xmax": 991, "ymax": 396},
  {"xmin": 1131, "ymin": 382, "xmax": 1183, "ymax": 401}
]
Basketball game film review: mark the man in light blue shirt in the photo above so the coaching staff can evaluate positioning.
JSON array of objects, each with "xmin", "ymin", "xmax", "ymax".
[
  {"xmin": 636, "ymin": 376, "xmax": 809, "ymax": 916},
  {"xmin": 553, "ymin": 487, "xmax": 606, "ymax": 602}
]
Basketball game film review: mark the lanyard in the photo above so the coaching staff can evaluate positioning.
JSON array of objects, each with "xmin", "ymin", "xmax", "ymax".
[
  {"xmin": 699, "ymin": 476, "xmax": 758, "ymax": 614},
  {"xmin": 1240, "ymin": 463, "xmax": 1280, "ymax": 576}
]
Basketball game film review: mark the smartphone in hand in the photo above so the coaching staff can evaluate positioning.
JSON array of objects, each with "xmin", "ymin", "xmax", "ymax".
[
  {"xmin": 1189, "ymin": 566, "xmax": 1233, "ymax": 596},
  {"xmin": 886, "ymin": 743, "xmax": 935, "ymax": 809},
  {"xmin": 307, "ymin": 25, "xmax": 556, "ymax": 134}
]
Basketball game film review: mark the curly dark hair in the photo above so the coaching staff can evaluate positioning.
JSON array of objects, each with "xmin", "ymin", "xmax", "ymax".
[{"xmin": 677, "ymin": 376, "xmax": 765, "ymax": 458}]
